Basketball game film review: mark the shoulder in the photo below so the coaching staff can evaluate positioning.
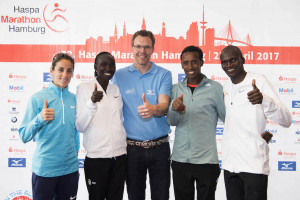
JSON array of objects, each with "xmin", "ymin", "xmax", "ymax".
[{"xmin": 206, "ymin": 78, "xmax": 223, "ymax": 90}]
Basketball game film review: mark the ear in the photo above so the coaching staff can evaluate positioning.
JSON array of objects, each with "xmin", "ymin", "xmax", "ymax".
[
  {"xmin": 199, "ymin": 60, "xmax": 204, "ymax": 67},
  {"xmin": 241, "ymin": 56, "xmax": 245, "ymax": 64},
  {"xmin": 50, "ymin": 66, "xmax": 54, "ymax": 75}
]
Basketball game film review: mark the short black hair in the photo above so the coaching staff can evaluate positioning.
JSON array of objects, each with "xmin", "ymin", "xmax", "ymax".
[
  {"xmin": 220, "ymin": 45, "xmax": 245, "ymax": 63},
  {"xmin": 131, "ymin": 30, "xmax": 155, "ymax": 47},
  {"xmin": 94, "ymin": 51, "xmax": 115, "ymax": 65},
  {"xmin": 180, "ymin": 45, "xmax": 203, "ymax": 61}
]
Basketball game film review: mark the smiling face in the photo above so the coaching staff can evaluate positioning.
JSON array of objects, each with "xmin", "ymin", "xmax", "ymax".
[
  {"xmin": 95, "ymin": 53, "xmax": 116, "ymax": 82},
  {"xmin": 220, "ymin": 47, "xmax": 246, "ymax": 84},
  {"xmin": 132, "ymin": 35, "xmax": 154, "ymax": 68},
  {"xmin": 181, "ymin": 51, "xmax": 203, "ymax": 85},
  {"xmin": 50, "ymin": 59, "xmax": 74, "ymax": 89}
]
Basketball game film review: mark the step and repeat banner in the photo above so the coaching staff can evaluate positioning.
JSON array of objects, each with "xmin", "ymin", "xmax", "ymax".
[{"xmin": 1, "ymin": 0, "xmax": 300, "ymax": 199}]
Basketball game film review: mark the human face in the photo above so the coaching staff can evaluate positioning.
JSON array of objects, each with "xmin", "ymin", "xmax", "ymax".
[
  {"xmin": 220, "ymin": 49, "xmax": 246, "ymax": 83},
  {"xmin": 95, "ymin": 54, "xmax": 116, "ymax": 82},
  {"xmin": 181, "ymin": 52, "xmax": 203, "ymax": 84},
  {"xmin": 50, "ymin": 59, "xmax": 74, "ymax": 89},
  {"xmin": 132, "ymin": 36, "xmax": 154, "ymax": 67}
]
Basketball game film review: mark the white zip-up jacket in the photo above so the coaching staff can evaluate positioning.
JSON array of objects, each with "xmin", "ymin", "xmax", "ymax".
[
  {"xmin": 76, "ymin": 79, "xmax": 127, "ymax": 158},
  {"xmin": 222, "ymin": 72, "xmax": 292, "ymax": 175}
]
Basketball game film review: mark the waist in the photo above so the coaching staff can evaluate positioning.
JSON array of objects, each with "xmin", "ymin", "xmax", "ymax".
[{"xmin": 127, "ymin": 135, "xmax": 169, "ymax": 148}]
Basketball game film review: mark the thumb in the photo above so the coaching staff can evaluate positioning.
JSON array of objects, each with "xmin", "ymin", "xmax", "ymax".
[
  {"xmin": 94, "ymin": 83, "xmax": 97, "ymax": 91},
  {"xmin": 252, "ymin": 79, "xmax": 257, "ymax": 90},
  {"xmin": 44, "ymin": 99, "xmax": 48, "ymax": 109},
  {"xmin": 179, "ymin": 94, "xmax": 183, "ymax": 102},
  {"xmin": 142, "ymin": 93, "xmax": 147, "ymax": 104}
]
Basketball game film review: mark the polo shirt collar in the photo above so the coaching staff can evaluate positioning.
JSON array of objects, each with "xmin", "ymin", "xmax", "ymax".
[{"xmin": 128, "ymin": 62, "xmax": 158, "ymax": 75}]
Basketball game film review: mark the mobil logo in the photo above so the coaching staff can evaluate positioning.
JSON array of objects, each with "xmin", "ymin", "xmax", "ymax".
[
  {"xmin": 216, "ymin": 127, "xmax": 223, "ymax": 135},
  {"xmin": 9, "ymin": 85, "xmax": 24, "ymax": 91},
  {"xmin": 265, "ymin": 129, "xmax": 277, "ymax": 134},
  {"xmin": 278, "ymin": 161, "xmax": 296, "ymax": 171},
  {"xmin": 292, "ymin": 101, "xmax": 300, "ymax": 108},
  {"xmin": 178, "ymin": 74, "xmax": 185, "ymax": 83},
  {"xmin": 278, "ymin": 88, "xmax": 294, "ymax": 94}
]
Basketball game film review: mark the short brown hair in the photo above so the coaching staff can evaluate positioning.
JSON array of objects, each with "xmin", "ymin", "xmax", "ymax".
[{"xmin": 131, "ymin": 30, "xmax": 155, "ymax": 47}]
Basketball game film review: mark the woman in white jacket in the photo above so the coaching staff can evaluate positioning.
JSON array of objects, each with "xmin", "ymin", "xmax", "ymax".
[{"xmin": 76, "ymin": 52, "xmax": 127, "ymax": 200}]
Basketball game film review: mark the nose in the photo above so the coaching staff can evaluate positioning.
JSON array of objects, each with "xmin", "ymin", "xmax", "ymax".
[{"xmin": 62, "ymin": 70, "xmax": 68, "ymax": 77}]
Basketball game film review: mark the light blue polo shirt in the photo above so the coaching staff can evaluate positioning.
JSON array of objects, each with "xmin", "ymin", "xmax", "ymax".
[{"xmin": 113, "ymin": 62, "xmax": 172, "ymax": 141}]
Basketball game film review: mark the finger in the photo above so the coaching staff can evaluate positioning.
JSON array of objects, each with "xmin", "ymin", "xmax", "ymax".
[
  {"xmin": 252, "ymin": 79, "xmax": 257, "ymax": 90},
  {"xmin": 142, "ymin": 93, "xmax": 147, "ymax": 104},
  {"xmin": 44, "ymin": 99, "xmax": 48, "ymax": 109},
  {"xmin": 94, "ymin": 83, "xmax": 97, "ymax": 92},
  {"xmin": 179, "ymin": 94, "xmax": 183, "ymax": 102}
]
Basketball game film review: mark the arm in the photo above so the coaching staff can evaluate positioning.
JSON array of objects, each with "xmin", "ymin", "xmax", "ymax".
[
  {"xmin": 216, "ymin": 85, "xmax": 226, "ymax": 122},
  {"xmin": 18, "ymin": 96, "xmax": 48, "ymax": 143},
  {"xmin": 166, "ymin": 86, "xmax": 182, "ymax": 126},
  {"xmin": 75, "ymin": 84, "xmax": 98, "ymax": 133}
]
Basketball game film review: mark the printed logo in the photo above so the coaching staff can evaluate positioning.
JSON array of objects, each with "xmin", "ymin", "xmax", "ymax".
[
  {"xmin": 5, "ymin": 189, "xmax": 32, "ymax": 200},
  {"xmin": 9, "ymin": 85, "xmax": 24, "ymax": 92},
  {"xmin": 269, "ymin": 139, "xmax": 276, "ymax": 144},
  {"xmin": 43, "ymin": 2, "xmax": 69, "ymax": 32},
  {"xmin": 292, "ymin": 101, "xmax": 300, "ymax": 108},
  {"xmin": 216, "ymin": 127, "xmax": 223, "ymax": 135},
  {"xmin": 239, "ymin": 89, "xmax": 246, "ymax": 93},
  {"xmin": 8, "ymin": 73, "xmax": 27, "ymax": 81},
  {"xmin": 43, "ymin": 72, "xmax": 52, "ymax": 82},
  {"xmin": 219, "ymin": 160, "xmax": 222, "ymax": 169},
  {"xmin": 9, "ymin": 107, "xmax": 20, "ymax": 114},
  {"xmin": 8, "ymin": 158, "xmax": 26, "ymax": 167},
  {"xmin": 78, "ymin": 159, "xmax": 84, "ymax": 168},
  {"xmin": 75, "ymin": 74, "xmax": 93, "ymax": 81},
  {"xmin": 70, "ymin": 105, "xmax": 75, "ymax": 109},
  {"xmin": 278, "ymin": 150, "xmax": 296, "ymax": 158},
  {"xmin": 11, "ymin": 116, "xmax": 17, "ymax": 123},
  {"xmin": 278, "ymin": 75, "xmax": 297, "ymax": 83},
  {"xmin": 146, "ymin": 90, "xmax": 155, "ymax": 95},
  {"xmin": 278, "ymin": 161, "xmax": 296, "ymax": 171},
  {"xmin": 8, "ymin": 99, "xmax": 21, "ymax": 104},
  {"xmin": 124, "ymin": 89, "xmax": 135, "ymax": 94},
  {"xmin": 178, "ymin": 73, "xmax": 185, "ymax": 82},
  {"xmin": 278, "ymin": 88, "xmax": 294, "ymax": 95}
]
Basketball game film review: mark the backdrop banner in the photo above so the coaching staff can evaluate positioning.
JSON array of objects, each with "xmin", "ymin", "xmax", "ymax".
[{"xmin": 1, "ymin": 0, "xmax": 299, "ymax": 199}]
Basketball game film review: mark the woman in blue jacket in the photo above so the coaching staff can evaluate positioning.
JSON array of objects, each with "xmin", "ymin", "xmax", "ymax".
[{"xmin": 19, "ymin": 52, "xmax": 80, "ymax": 200}]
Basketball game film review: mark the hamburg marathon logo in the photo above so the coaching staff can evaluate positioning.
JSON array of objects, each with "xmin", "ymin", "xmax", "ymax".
[{"xmin": 43, "ymin": 1, "xmax": 69, "ymax": 32}]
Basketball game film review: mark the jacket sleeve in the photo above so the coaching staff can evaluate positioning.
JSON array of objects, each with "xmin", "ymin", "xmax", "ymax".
[
  {"xmin": 216, "ymin": 84, "xmax": 226, "ymax": 122},
  {"xmin": 75, "ymin": 84, "xmax": 98, "ymax": 133},
  {"xmin": 259, "ymin": 76, "xmax": 292, "ymax": 128},
  {"xmin": 18, "ymin": 96, "xmax": 47, "ymax": 143},
  {"xmin": 167, "ymin": 85, "xmax": 181, "ymax": 126}
]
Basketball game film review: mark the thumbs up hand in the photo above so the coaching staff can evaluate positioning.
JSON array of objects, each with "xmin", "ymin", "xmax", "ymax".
[
  {"xmin": 172, "ymin": 94, "xmax": 186, "ymax": 112},
  {"xmin": 91, "ymin": 83, "xmax": 103, "ymax": 103},
  {"xmin": 247, "ymin": 79, "xmax": 263, "ymax": 105},
  {"xmin": 138, "ymin": 93, "xmax": 154, "ymax": 118},
  {"xmin": 41, "ymin": 99, "xmax": 55, "ymax": 121}
]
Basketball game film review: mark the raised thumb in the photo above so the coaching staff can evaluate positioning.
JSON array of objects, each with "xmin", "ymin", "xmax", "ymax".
[{"xmin": 44, "ymin": 99, "xmax": 48, "ymax": 109}]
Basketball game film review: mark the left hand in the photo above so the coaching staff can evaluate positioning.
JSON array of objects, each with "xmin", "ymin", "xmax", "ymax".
[
  {"xmin": 247, "ymin": 79, "xmax": 263, "ymax": 104},
  {"xmin": 138, "ymin": 93, "xmax": 154, "ymax": 118}
]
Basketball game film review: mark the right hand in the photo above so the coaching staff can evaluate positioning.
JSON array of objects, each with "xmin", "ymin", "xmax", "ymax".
[
  {"xmin": 91, "ymin": 83, "xmax": 103, "ymax": 103},
  {"xmin": 172, "ymin": 94, "xmax": 186, "ymax": 112},
  {"xmin": 41, "ymin": 100, "xmax": 55, "ymax": 121},
  {"xmin": 261, "ymin": 131, "xmax": 273, "ymax": 144}
]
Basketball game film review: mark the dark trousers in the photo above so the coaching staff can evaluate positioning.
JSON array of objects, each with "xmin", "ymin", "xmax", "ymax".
[
  {"xmin": 224, "ymin": 170, "xmax": 268, "ymax": 200},
  {"xmin": 84, "ymin": 154, "xmax": 127, "ymax": 200},
  {"xmin": 126, "ymin": 142, "xmax": 171, "ymax": 200},
  {"xmin": 32, "ymin": 171, "xmax": 79, "ymax": 200},
  {"xmin": 172, "ymin": 161, "xmax": 220, "ymax": 200}
]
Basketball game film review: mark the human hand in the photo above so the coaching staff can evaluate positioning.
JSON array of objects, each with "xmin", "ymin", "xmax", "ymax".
[
  {"xmin": 138, "ymin": 93, "xmax": 154, "ymax": 118},
  {"xmin": 41, "ymin": 99, "xmax": 55, "ymax": 121},
  {"xmin": 247, "ymin": 79, "xmax": 263, "ymax": 104},
  {"xmin": 91, "ymin": 83, "xmax": 103, "ymax": 103},
  {"xmin": 172, "ymin": 94, "xmax": 186, "ymax": 112},
  {"xmin": 261, "ymin": 131, "xmax": 273, "ymax": 144}
]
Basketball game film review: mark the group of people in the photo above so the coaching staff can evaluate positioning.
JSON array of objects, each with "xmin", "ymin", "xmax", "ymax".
[{"xmin": 19, "ymin": 30, "xmax": 292, "ymax": 200}]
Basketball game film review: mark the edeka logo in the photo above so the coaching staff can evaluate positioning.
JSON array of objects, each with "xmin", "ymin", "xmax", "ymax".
[
  {"xmin": 292, "ymin": 101, "xmax": 300, "ymax": 108},
  {"xmin": 278, "ymin": 88, "xmax": 294, "ymax": 95},
  {"xmin": 43, "ymin": 72, "xmax": 52, "ymax": 82},
  {"xmin": 8, "ymin": 158, "xmax": 26, "ymax": 167},
  {"xmin": 178, "ymin": 74, "xmax": 185, "ymax": 83},
  {"xmin": 78, "ymin": 159, "xmax": 85, "ymax": 168},
  {"xmin": 9, "ymin": 85, "xmax": 24, "ymax": 92},
  {"xmin": 278, "ymin": 161, "xmax": 296, "ymax": 171},
  {"xmin": 5, "ymin": 189, "xmax": 32, "ymax": 200},
  {"xmin": 216, "ymin": 127, "xmax": 223, "ymax": 135},
  {"xmin": 43, "ymin": 2, "xmax": 69, "ymax": 32}
]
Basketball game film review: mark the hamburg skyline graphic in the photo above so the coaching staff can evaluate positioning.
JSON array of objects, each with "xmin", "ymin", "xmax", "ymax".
[{"xmin": 0, "ymin": 5, "xmax": 300, "ymax": 64}]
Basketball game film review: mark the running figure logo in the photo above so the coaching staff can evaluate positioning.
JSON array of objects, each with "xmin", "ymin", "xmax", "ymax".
[{"xmin": 43, "ymin": 1, "xmax": 69, "ymax": 32}]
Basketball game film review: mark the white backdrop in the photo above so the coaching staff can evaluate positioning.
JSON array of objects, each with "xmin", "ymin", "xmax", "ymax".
[{"xmin": 1, "ymin": 0, "xmax": 300, "ymax": 199}]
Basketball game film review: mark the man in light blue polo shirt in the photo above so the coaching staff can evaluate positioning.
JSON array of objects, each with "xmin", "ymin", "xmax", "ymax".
[{"xmin": 113, "ymin": 30, "xmax": 172, "ymax": 200}]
